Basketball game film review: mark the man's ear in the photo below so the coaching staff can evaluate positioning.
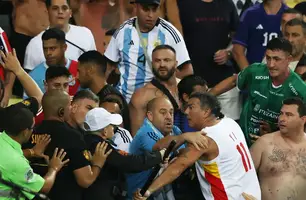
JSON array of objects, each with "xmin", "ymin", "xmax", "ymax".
[
  {"xmin": 147, "ymin": 111, "xmax": 154, "ymax": 122},
  {"xmin": 43, "ymin": 80, "xmax": 48, "ymax": 91},
  {"xmin": 71, "ymin": 103, "xmax": 78, "ymax": 114},
  {"xmin": 182, "ymin": 93, "xmax": 189, "ymax": 104}
]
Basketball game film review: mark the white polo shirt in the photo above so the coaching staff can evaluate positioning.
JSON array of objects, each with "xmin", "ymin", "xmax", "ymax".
[{"xmin": 24, "ymin": 24, "xmax": 96, "ymax": 71}]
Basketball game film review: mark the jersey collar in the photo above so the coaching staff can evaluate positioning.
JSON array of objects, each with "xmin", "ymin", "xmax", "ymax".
[{"xmin": 0, "ymin": 131, "xmax": 22, "ymax": 154}]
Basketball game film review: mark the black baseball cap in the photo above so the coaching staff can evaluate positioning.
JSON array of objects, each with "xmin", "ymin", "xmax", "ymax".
[
  {"xmin": 132, "ymin": 0, "xmax": 160, "ymax": 5},
  {"xmin": 8, "ymin": 97, "xmax": 39, "ymax": 116},
  {"xmin": 295, "ymin": 2, "xmax": 306, "ymax": 15}
]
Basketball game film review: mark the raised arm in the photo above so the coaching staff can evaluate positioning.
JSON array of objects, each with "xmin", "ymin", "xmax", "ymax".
[
  {"xmin": 209, "ymin": 74, "xmax": 237, "ymax": 96},
  {"xmin": 0, "ymin": 49, "xmax": 43, "ymax": 105}
]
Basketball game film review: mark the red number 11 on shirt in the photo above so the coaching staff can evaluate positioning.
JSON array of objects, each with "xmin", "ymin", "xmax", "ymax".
[{"xmin": 230, "ymin": 132, "xmax": 252, "ymax": 172}]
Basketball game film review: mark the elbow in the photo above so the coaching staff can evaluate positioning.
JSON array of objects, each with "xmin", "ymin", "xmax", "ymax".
[{"xmin": 76, "ymin": 178, "xmax": 92, "ymax": 188}]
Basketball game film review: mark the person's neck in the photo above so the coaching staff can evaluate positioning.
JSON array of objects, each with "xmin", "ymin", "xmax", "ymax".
[
  {"xmin": 292, "ymin": 52, "xmax": 304, "ymax": 62},
  {"xmin": 200, "ymin": 116, "xmax": 220, "ymax": 129},
  {"xmin": 44, "ymin": 116, "xmax": 65, "ymax": 122},
  {"xmin": 281, "ymin": 129, "xmax": 306, "ymax": 144},
  {"xmin": 137, "ymin": 19, "xmax": 155, "ymax": 33},
  {"xmin": 53, "ymin": 58, "xmax": 66, "ymax": 67},
  {"xmin": 157, "ymin": 76, "xmax": 177, "ymax": 90},
  {"xmin": 89, "ymin": 76, "xmax": 107, "ymax": 94},
  {"xmin": 67, "ymin": 118, "xmax": 77, "ymax": 129},
  {"xmin": 10, "ymin": 135, "xmax": 23, "ymax": 146},
  {"xmin": 50, "ymin": 24, "xmax": 70, "ymax": 33},
  {"xmin": 272, "ymin": 69, "xmax": 290, "ymax": 86},
  {"xmin": 263, "ymin": 0, "xmax": 282, "ymax": 15}
]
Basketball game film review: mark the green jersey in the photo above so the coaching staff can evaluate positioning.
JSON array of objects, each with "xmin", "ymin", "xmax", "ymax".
[
  {"xmin": 237, "ymin": 63, "xmax": 306, "ymax": 146},
  {"xmin": 0, "ymin": 132, "xmax": 44, "ymax": 200}
]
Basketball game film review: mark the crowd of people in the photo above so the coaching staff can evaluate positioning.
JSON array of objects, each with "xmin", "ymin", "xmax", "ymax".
[{"xmin": 0, "ymin": 0, "xmax": 306, "ymax": 200}]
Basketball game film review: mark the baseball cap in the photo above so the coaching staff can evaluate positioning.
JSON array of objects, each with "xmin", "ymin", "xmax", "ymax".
[
  {"xmin": 295, "ymin": 2, "xmax": 306, "ymax": 15},
  {"xmin": 132, "ymin": 0, "xmax": 160, "ymax": 5},
  {"xmin": 83, "ymin": 108, "xmax": 123, "ymax": 132},
  {"xmin": 9, "ymin": 97, "xmax": 39, "ymax": 116}
]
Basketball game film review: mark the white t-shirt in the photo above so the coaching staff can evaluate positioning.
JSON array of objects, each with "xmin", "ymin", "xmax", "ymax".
[
  {"xmin": 196, "ymin": 117, "xmax": 261, "ymax": 200},
  {"xmin": 24, "ymin": 25, "xmax": 96, "ymax": 71},
  {"xmin": 105, "ymin": 17, "xmax": 190, "ymax": 103}
]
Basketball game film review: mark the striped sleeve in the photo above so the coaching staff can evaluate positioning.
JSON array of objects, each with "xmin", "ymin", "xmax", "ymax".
[{"xmin": 159, "ymin": 19, "xmax": 190, "ymax": 67}]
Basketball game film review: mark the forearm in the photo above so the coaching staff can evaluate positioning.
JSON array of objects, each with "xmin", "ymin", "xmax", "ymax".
[
  {"xmin": 153, "ymin": 134, "xmax": 185, "ymax": 151},
  {"xmin": 233, "ymin": 51, "xmax": 249, "ymax": 70},
  {"xmin": 41, "ymin": 168, "xmax": 57, "ymax": 193},
  {"xmin": 85, "ymin": 166, "xmax": 101, "ymax": 187},
  {"xmin": 147, "ymin": 160, "xmax": 186, "ymax": 194},
  {"xmin": 22, "ymin": 149, "xmax": 35, "ymax": 159},
  {"xmin": 209, "ymin": 75, "xmax": 237, "ymax": 96},
  {"xmin": 114, "ymin": 151, "xmax": 162, "ymax": 173},
  {"xmin": 176, "ymin": 63, "xmax": 193, "ymax": 79},
  {"xmin": 15, "ymin": 68, "xmax": 42, "ymax": 103},
  {"xmin": 4, "ymin": 71, "xmax": 15, "ymax": 92}
]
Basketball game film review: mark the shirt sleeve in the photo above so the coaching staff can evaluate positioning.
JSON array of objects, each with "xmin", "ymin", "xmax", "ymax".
[
  {"xmin": 24, "ymin": 40, "xmax": 36, "ymax": 71},
  {"xmin": 165, "ymin": 22, "xmax": 191, "ymax": 68},
  {"xmin": 232, "ymin": 9, "xmax": 251, "ymax": 47},
  {"xmin": 104, "ymin": 33, "xmax": 120, "ymax": 63},
  {"xmin": 140, "ymin": 131, "xmax": 161, "ymax": 152},
  {"xmin": 8, "ymin": 162, "xmax": 45, "ymax": 200},
  {"xmin": 237, "ymin": 64, "xmax": 254, "ymax": 90},
  {"xmin": 106, "ymin": 146, "xmax": 162, "ymax": 173},
  {"xmin": 65, "ymin": 137, "xmax": 91, "ymax": 171},
  {"xmin": 85, "ymin": 28, "xmax": 97, "ymax": 51}
]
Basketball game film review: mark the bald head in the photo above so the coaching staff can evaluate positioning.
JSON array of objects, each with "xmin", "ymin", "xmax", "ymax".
[
  {"xmin": 147, "ymin": 97, "xmax": 173, "ymax": 112},
  {"xmin": 42, "ymin": 89, "xmax": 71, "ymax": 119}
]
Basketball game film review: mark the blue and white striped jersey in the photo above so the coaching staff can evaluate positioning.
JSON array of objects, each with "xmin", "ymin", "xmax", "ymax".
[{"xmin": 105, "ymin": 17, "xmax": 190, "ymax": 102}]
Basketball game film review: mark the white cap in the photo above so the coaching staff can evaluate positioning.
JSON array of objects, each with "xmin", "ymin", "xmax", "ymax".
[{"xmin": 83, "ymin": 108, "xmax": 123, "ymax": 131}]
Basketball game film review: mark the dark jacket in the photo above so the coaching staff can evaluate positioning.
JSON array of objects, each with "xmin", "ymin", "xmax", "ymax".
[{"xmin": 83, "ymin": 134, "xmax": 162, "ymax": 200}]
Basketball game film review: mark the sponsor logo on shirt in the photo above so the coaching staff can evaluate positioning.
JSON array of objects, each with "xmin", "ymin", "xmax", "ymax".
[
  {"xmin": 254, "ymin": 91, "xmax": 267, "ymax": 99},
  {"xmin": 257, "ymin": 109, "xmax": 279, "ymax": 120},
  {"xmin": 255, "ymin": 76, "xmax": 269, "ymax": 80},
  {"xmin": 289, "ymin": 83, "xmax": 298, "ymax": 95},
  {"xmin": 254, "ymin": 104, "xmax": 260, "ymax": 112},
  {"xmin": 256, "ymin": 24, "xmax": 264, "ymax": 30},
  {"xmin": 25, "ymin": 168, "xmax": 34, "ymax": 182},
  {"xmin": 83, "ymin": 150, "xmax": 91, "ymax": 161}
]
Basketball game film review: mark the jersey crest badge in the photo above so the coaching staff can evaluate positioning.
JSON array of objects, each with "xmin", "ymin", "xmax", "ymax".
[
  {"xmin": 83, "ymin": 150, "xmax": 91, "ymax": 161},
  {"xmin": 25, "ymin": 168, "xmax": 34, "ymax": 182}
]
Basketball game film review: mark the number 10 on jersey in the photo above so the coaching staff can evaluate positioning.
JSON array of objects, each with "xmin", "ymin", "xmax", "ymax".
[{"xmin": 262, "ymin": 32, "xmax": 278, "ymax": 46}]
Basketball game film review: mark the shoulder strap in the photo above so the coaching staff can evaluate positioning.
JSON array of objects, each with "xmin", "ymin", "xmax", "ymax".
[{"xmin": 151, "ymin": 79, "xmax": 179, "ymax": 111}]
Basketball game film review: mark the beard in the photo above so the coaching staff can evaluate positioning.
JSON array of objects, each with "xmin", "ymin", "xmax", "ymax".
[{"xmin": 152, "ymin": 67, "xmax": 176, "ymax": 81}]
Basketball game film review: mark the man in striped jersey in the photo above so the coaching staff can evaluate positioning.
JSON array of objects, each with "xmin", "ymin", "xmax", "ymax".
[
  {"xmin": 100, "ymin": 96, "xmax": 133, "ymax": 153},
  {"xmin": 104, "ymin": 0, "xmax": 192, "ymax": 103}
]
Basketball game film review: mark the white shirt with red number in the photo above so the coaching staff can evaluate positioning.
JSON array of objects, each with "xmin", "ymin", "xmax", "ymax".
[{"xmin": 195, "ymin": 117, "xmax": 261, "ymax": 200}]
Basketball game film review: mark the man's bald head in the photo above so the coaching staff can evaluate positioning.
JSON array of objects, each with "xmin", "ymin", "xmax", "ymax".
[
  {"xmin": 147, "ymin": 97, "xmax": 173, "ymax": 113},
  {"xmin": 146, "ymin": 97, "xmax": 174, "ymax": 135},
  {"xmin": 42, "ymin": 89, "xmax": 71, "ymax": 120}
]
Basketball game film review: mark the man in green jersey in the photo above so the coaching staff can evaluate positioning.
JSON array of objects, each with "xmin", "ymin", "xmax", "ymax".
[{"xmin": 210, "ymin": 38, "xmax": 306, "ymax": 146}]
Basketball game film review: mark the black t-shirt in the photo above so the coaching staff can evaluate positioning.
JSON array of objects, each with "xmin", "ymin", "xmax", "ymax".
[
  {"xmin": 33, "ymin": 120, "xmax": 90, "ymax": 200},
  {"xmin": 177, "ymin": 0, "xmax": 239, "ymax": 87}
]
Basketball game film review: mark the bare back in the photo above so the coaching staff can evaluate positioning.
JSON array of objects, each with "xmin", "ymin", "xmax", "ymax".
[
  {"xmin": 257, "ymin": 132, "xmax": 306, "ymax": 200},
  {"xmin": 13, "ymin": 0, "xmax": 49, "ymax": 36}
]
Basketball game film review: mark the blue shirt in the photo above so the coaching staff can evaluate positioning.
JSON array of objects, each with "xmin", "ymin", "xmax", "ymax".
[
  {"xmin": 126, "ymin": 118, "xmax": 182, "ymax": 199},
  {"xmin": 174, "ymin": 111, "xmax": 196, "ymax": 133},
  {"xmin": 233, "ymin": 3, "xmax": 287, "ymax": 64}
]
